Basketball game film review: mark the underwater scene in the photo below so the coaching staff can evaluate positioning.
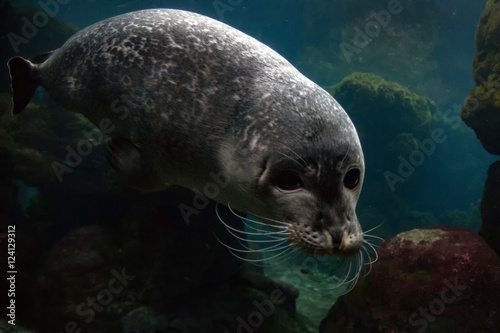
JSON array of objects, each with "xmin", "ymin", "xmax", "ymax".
[{"xmin": 1, "ymin": 0, "xmax": 500, "ymax": 332}]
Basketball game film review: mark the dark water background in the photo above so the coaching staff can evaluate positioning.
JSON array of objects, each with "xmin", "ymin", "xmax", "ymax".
[{"xmin": 1, "ymin": 0, "xmax": 498, "ymax": 331}]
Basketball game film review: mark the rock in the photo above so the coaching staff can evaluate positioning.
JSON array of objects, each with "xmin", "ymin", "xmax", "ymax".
[
  {"xmin": 0, "ymin": 111, "xmax": 24, "ymax": 226},
  {"xmin": 327, "ymin": 73, "xmax": 436, "ymax": 145},
  {"xmin": 325, "ymin": 73, "xmax": 438, "ymax": 233},
  {"xmin": 0, "ymin": 99, "xmax": 120, "ymax": 240},
  {"xmin": 326, "ymin": 72, "xmax": 436, "ymax": 177},
  {"xmin": 32, "ymin": 225, "xmax": 134, "ymax": 332},
  {"xmin": 121, "ymin": 306, "xmax": 168, "ymax": 333},
  {"xmin": 153, "ymin": 271, "xmax": 313, "ymax": 333},
  {"xmin": 461, "ymin": 0, "xmax": 500, "ymax": 155},
  {"xmin": 320, "ymin": 226, "xmax": 500, "ymax": 332},
  {"xmin": 21, "ymin": 188, "xmax": 314, "ymax": 332},
  {"xmin": 480, "ymin": 161, "xmax": 500, "ymax": 256}
]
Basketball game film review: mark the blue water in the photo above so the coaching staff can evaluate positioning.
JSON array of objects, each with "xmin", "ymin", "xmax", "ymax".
[{"xmin": 1, "ymin": 0, "xmax": 497, "ymax": 331}]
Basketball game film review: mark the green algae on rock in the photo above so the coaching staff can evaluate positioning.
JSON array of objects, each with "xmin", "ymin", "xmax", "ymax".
[
  {"xmin": 325, "ymin": 72, "xmax": 436, "ymax": 182},
  {"xmin": 326, "ymin": 72, "xmax": 435, "ymax": 144},
  {"xmin": 461, "ymin": 0, "xmax": 500, "ymax": 155},
  {"xmin": 320, "ymin": 226, "xmax": 500, "ymax": 333}
]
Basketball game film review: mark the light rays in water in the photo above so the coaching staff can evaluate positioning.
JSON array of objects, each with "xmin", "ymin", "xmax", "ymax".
[{"xmin": 215, "ymin": 203, "xmax": 383, "ymax": 293}]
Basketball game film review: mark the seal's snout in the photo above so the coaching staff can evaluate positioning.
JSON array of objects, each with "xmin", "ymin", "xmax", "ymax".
[{"xmin": 292, "ymin": 220, "xmax": 363, "ymax": 256}]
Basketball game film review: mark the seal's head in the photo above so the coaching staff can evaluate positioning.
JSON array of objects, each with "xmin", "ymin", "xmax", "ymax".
[
  {"xmin": 218, "ymin": 85, "xmax": 365, "ymax": 258},
  {"xmin": 255, "ymin": 126, "xmax": 364, "ymax": 257}
]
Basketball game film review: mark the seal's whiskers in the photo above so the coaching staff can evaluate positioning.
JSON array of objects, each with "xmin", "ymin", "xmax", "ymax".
[
  {"xmin": 241, "ymin": 222, "xmax": 290, "ymax": 241},
  {"xmin": 240, "ymin": 245, "xmax": 302, "ymax": 268},
  {"xmin": 227, "ymin": 205, "xmax": 291, "ymax": 228},
  {"xmin": 342, "ymin": 257, "xmax": 363, "ymax": 292},
  {"xmin": 334, "ymin": 228, "xmax": 383, "ymax": 293},
  {"xmin": 363, "ymin": 222, "xmax": 385, "ymax": 242},
  {"xmin": 363, "ymin": 240, "xmax": 380, "ymax": 263},
  {"xmin": 360, "ymin": 244, "xmax": 375, "ymax": 277},
  {"xmin": 339, "ymin": 145, "xmax": 351, "ymax": 170},
  {"xmin": 218, "ymin": 239, "xmax": 290, "ymax": 255},
  {"xmin": 364, "ymin": 234, "xmax": 385, "ymax": 243},
  {"xmin": 317, "ymin": 228, "xmax": 382, "ymax": 294},
  {"xmin": 218, "ymin": 223, "xmax": 286, "ymax": 245},
  {"xmin": 263, "ymin": 247, "xmax": 301, "ymax": 266},
  {"xmin": 216, "ymin": 205, "xmax": 289, "ymax": 237},
  {"xmin": 244, "ymin": 211, "xmax": 292, "ymax": 228},
  {"xmin": 215, "ymin": 204, "xmax": 297, "ymax": 267},
  {"xmin": 277, "ymin": 143, "xmax": 309, "ymax": 168},
  {"xmin": 227, "ymin": 244, "xmax": 295, "ymax": 263}
]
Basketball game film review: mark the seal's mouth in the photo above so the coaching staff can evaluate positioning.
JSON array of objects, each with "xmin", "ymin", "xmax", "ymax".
[
  {"xmin": 289, "ymin": 224, "xmax": 364, "ymax": 257},
  {"xmin": 289, "ymin": 235, "xmax": 362, "ymax": 257}
]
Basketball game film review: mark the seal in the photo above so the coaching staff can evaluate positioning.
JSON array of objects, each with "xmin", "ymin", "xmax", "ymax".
[{"xmin": 8, "ymin": 9, "xmax": 368, "ymax": 258}]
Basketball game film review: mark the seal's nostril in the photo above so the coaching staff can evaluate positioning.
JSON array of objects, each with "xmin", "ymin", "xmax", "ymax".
[
  {"xmin": 316, "ymin": 212, "xmax": 324, "ymax": 222},
  {"xmin": 329, "ymin": 230, "xmax": 343, "ymax": 247}
]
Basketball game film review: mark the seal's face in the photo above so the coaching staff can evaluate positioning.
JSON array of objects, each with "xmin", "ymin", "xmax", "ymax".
[
  {"xmin": 253, "ymin": 140, "xmax": 365, "ymax": 257},
  {"xmin": 216, "ymin": 93, "xmax": 367, "ymax": 257}
]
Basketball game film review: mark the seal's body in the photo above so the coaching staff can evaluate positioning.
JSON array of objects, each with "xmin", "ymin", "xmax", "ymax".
[{"xmin": 9, "ymin": 9, "xmax": 366, "ymax": 257}]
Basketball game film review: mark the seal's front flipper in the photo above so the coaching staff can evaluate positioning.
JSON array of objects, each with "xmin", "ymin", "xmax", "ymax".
[
  {"xmin": 105, "ymin": 138, "xmax": 164, "ymax": 191},
  {"xmin": 8, "ymin": 52, "xmax": 52, "ymax": 115}
]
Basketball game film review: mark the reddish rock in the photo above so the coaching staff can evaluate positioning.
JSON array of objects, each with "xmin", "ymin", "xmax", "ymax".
[
  {"xmin": 320, "ymin": 226, "xmax": 500, "ymax": 333},
  {"xmin": 32, "ymin": 225, "xmax": 133, "ymax": 332}
]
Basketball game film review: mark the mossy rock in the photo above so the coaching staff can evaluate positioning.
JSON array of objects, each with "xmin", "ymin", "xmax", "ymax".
[
  {"xmin": 326, "ymin": 72, "xmax": 435, "ymax": 144},
  {"xmin": 387, "ymin": 133, "xmax": 419, "ymax": 158},
  {"xmin": 461, "ymin": 0, "xmax": 500, "ymax": 155},
  {"xmin": 325, "ymin": 72, "xmax": 435, "ymax": 175},
  {"xmin": 474, "ymin": 0, "xmax": 500, "ymax": 82}
]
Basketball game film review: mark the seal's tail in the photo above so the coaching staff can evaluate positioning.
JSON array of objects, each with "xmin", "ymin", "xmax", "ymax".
[{"xmin": 8, "ymin": 51, "xmax": 53, "ymax": 115}]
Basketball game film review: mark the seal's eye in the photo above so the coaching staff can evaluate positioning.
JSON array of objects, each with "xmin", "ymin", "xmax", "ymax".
[
  {"xmin": 274, "ymin": 170, "xmax": 302, "ymax": 191},
  {"xmin": 344, "ymin": 168, "xmax": 360, "ymax": 190}
]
